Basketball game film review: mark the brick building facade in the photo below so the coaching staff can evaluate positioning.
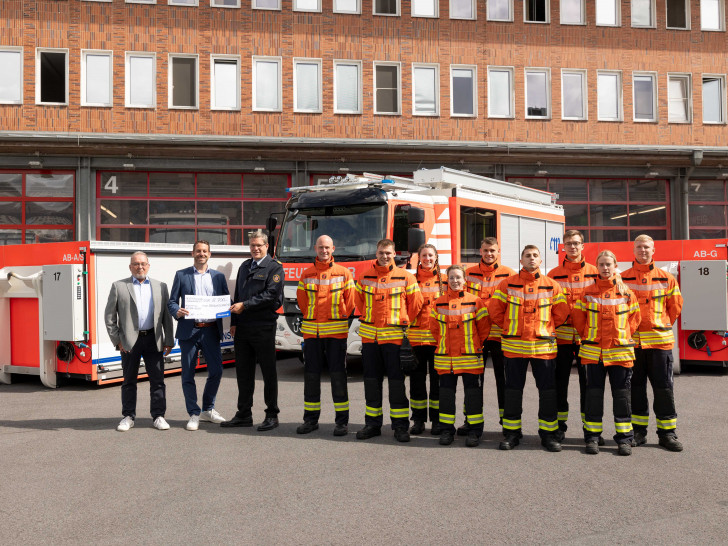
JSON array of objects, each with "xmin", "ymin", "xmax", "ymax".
[{"xmin": 1, "ymin": 0, "xmax": 728, "ymax": 245}]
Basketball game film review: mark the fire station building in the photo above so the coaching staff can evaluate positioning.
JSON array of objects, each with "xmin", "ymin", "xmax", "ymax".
[{"xmin": 1, "ymin": 0, "xmax": 728, "ymax": 246}]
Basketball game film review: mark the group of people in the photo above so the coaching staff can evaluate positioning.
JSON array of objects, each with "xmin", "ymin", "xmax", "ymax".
[{"xmin": 105, "ymin": 229, "xmax": 684, "ymax": 456}]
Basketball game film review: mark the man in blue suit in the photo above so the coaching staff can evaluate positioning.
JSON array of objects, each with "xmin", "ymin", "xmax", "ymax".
[{"xmin": 168, "ymin": 240, "xmax": 230, "ymax": 431}]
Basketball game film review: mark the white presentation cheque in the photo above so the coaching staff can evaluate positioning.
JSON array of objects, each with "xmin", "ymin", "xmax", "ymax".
[{"xmin": 184, "ymin": 295, "xmax": 231, "ymax": 320}]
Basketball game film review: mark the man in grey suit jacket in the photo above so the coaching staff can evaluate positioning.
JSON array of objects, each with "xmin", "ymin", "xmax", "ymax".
[{"xmin": 105, "ymin": 251, "xmax": 174, "ymax": 432}]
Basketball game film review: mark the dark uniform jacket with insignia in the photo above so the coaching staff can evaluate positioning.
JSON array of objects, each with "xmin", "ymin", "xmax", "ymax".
[{"xmin": 231, "ymin": 255, "xmax": 285, "ymax": 327}]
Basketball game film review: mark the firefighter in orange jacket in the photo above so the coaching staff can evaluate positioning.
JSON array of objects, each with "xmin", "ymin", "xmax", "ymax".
[
  {"xmin": 572, "ymin": 250, "xmax": 641, "ymax": 456},
  {"xmin": 295, "ymin": 235, "xmax": 356, "ymax": 437},
  {"xmin": 429, "ymin": 265, "xmax": 491, "ymax": 447},
  {"xmin": 547, "ymin": 229, "xmax": 598, "ymax": 439},
  {"xmin": 407, "ymin": 244, "xmax": 446, "ymax": 436},
  {"xmin": 621, "ymin": 234, "xmax": 684, "ymax": 452},
  {"xmin": 354, "ymin": 239, "xmax": 423, "ymax": 442},
  {"xmin": 489, "ymin": 245, "xmax": 570, "ymax": 452},
  {"xmin": 463, "ymin": 236, "xmax": 516, "ymax": 431}
]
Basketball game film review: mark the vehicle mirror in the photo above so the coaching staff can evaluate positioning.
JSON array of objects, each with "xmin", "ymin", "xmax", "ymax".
[
  {"xmin": 266, "ymin": 216, "xmax": 278, "ymax": 232},
  {"xmin": 407, "ymin": 206, "xmax": 425, "ymax": 225},
  {"xmin": 408, "ymin": 227, "xmax": 425, "ymax": 253}
]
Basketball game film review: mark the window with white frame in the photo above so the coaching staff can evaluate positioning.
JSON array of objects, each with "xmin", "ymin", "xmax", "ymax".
[
  {"xmin": 666, "ymin": 0, "xmax": 689, "ymax": 29},
  {"xmin": 334, "ymin": 60, "xmax": 362, "ymax": 114},
  {"xmin": 211, "ymin": 55, "xmax": 240, "ymax": 110},
  {"xmin": 451, "ymin": 65, "xmax": 476, "ymax": 116},
  {"xmin": 668, "ymin": 73, "xmax": 691, "ymax": 122},
  {"xmin": 413, "ymin": 64, "xmax": 439, "ymax": 116},
  {"xmin": 126, "ymin": 0, "xmax": 156, "ymax": 4},
  {"xmin": 294, "ymin": 58, "xmax": 322, "ymax": 113},
  {"xmin": 333, "ymin": 0, "xmax": 359, "ymax": 13},
  {"xmin": 488, "ymin": 66, "xmax": 514, "ymax": 118},
  {"xmin": 487, "ymin": 0, "xmax": 512, "ymax": 20},
  {"xmin": 633, "ymin": 72, "xmax": 657, "ymax": 121},
  {"xmin": 169, "ymin": 0, "xmax": 198, "ymax": 5},
  {"xmin": 81, "ymin": 50, "xmax": 112, "ymax": 107},
  {"xmin": 252, "ymin": 57, "xmax": 282, "ymax": 111},
  {"xmin": 561, "ymin": 70, "xmax": 587, "ymax": 120},
  {"xmin": 294, "ymin": 0, "xmax": 320, "ymax": 11},
  {"xmin": 126, "ymin": 52, "xmax": 155, "ymax": 108},
  {"xmin": 597, "ymin": 71, "xmax": 622, "ymax": 121},
  {"xmin": 374, "ymin": 63, "xmax": 400, "ymax": 114},
  {"xmin": 36, "ymin": 49, "xmax": 68, "ymax": 105},
  {"xmin": 374, "ymin": 0, "xmax": 399, "ymax": 15},
  {"xmin": 631, "ymin": 0, "xmax": 655, "ymax": 27},
  {"xmin": 525, "ymin": 0, "xmax": 548, "ymax": 22},
  {"xmin": 525, "ymin": 68, "xmax": 550, "ymax": 118},
  {"xmin": 703, "ymin": 75, "xmax": 725, "ymax": 124},
  {"xmin": 701, "ymin": 0, "xmax": 724, "ymax": 30},
  {"xmin": 169, "ymin": 54, "xmax": 198, "ymax": 109},
  {"xmin": 253, "ymin": 0, "xmax": 280, "ymax": 9},
  {"xmin": 450, "ymin": 0, "xmax": 475, "ymax": 19},
  {"xmin": 212, "ymin": 0, "xmax": 240, "ymax": 6},
  {"xmin": 561, "ymin": 0, "xmax": 584, "ymax": 24},
  {"xmin": 0, "ymin": 47, "xmax": 23, "ymax": 105},
  {"xmin": 412, "ymin": 0, "xmax": 437, "ymax": 17},
  {"xmin": 596, "ymin": 0, "xmax": 619, "ymax": 25}
]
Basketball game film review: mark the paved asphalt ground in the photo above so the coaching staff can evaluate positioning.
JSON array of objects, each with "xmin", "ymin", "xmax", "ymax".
[{"xmin": 1, "ymin": 355, "xmax": 727, "ymax": 545}]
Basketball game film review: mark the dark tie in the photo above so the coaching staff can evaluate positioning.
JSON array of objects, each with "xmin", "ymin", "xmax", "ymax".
[{"xmin": 250, "ymin": 262, "xmax": 257, "ymax": 271}]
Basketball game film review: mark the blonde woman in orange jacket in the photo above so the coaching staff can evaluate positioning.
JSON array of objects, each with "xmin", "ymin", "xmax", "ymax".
[
  {"xmin": 572, "ymin": 250, "xmax": 641, "ymax": 456},
  {"xmin": 429, "ymin": 265, "xmax": 490, "ymax": 447}
]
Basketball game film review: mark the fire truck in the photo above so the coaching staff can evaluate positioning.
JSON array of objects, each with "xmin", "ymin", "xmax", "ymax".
[
  {"xmin": 577, "ymin": 239, "xmax": 728, "ymax": 374},
  {"xmin": 267, "ymin": 167, "xmax": 566, "ymax": 356}
]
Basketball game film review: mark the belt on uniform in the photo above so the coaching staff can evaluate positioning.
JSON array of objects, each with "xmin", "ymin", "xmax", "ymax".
[
  {"xmin": 194, "ymin": 322, "xmax": 214, "ymax": 328},
  {"xmin": 138, "ymin": 329, "xmax": 153, "ymax": 336}
]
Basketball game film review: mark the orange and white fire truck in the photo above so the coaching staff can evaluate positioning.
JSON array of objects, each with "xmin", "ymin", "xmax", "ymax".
[
  {"xmin": 268, "ymin": 167, "xmax": 566, "ymax": 356},
  {"xmin": 577, "ymin": 239, "xmax": 728, "ymax": 373}
]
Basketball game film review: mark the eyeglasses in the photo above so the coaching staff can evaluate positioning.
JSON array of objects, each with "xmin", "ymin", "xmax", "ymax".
[
  {"xmin": 564, "ymin": 242, "xmax": 583, "ymax": 247},
  {"xmin": 131, "ymin": 262, "xmax": 149, "ymax": 267}
]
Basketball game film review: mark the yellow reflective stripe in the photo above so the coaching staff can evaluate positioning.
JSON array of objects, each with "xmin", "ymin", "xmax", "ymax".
[
  {"xmin": 390, "ymin": 407, "xmax": 410, "ymax": 418},
  {"xmin": 333, "ymin": 401, "xmax": 350, "ymax": 411},
  {"xmin": 557, "ymin": 411, "xmax": 569, "ymax": 421},
  {"xmin": 436, "ymin": 319, "xmax": 448, "ymax": 354},
  {"xmin": 301, "ymin": 321, "xmax": 350, "ymax": 336},
  {"xmin": 433, "ymin": 355, "xmax": 484, "ymax": 373},
  {"xmin": 359, "ymin": 279, "xmax": 407, "ymax": 289},
  {"xmin": 492, "ymin": 289, "xmax": 508, "ymax": 303},
  {"xmin": 656, "ymin": 418, "xmax": 677, "ymax": 429},
  {"xmin": 408, "ymin": 328, "xmax": 436, "ymax": 344},
  {"xmin": 501, "ymin": 338, "xmax": 557, "ymax": 356},
  {"xmin": 579, "ymin": 345, "xmax": 635, "ymax": 363},
  {"xmin": 558, "ymin": 280, "xmax": 593, "ymax": 289},
  {"xmin": 631, "ymin": 414, "xmax": 649, "ymax": 426},
  {"xmin": 624, "ymin": 281, "xmax": 669, "ymax": 291},
  {"xmin": 359, "ymin": 324, "xmax": 405, "ymax": 342},
  {"xmin": 585, "ymin": 295, "xmax": 630, "ymax": 306},
  {"xmin": 538, "ymin": 300, "xmax": 551, "ymax": 338},
  {"xmin": 405, "ymin": 282, "xmax": 420, "ymax": 295},
  {"xmin": 429, "ymin": 399, "xmax": 439, "ymax": 410},
  {"xmin": 467, "ymin": 413, "xmax": 484, "ymax": 424},
  {"xmin": 614, "ymin": 422, "xmax": 633, "ymax": 433},
  {"xmin": 583, "ymin": 420, "xmax": 603, "ymax": 433},
  {"xmin": 304, "ymin": 401, "xmax": 321, "ymax": 411},
  {"xmin": 505, "ymin": 297, "xmax": 520, "ymax": 337},
  {"xmin": 499, "ymin": 408, "xmax": 504, "ymax": 417},
  {"xmin": 538, "ymin": 419, "xmax": 559, "ymax": 431},
  {"xmin": 365, "ymin": 406, "xmax": 383, "ymax": 417},
  {"xmin": 410, "ymin": 399, "xmax": 428, "ymax": 410},
  {"xmin": 634, "ymin": 330, "xmax": 675, "ymax": 345},
  {"xmin": 502, "ymin": 418, "xmax": 521, "ymax": 430},
  {"xmin": 439, "ymin": 413, "xmax": 456, "ymax": 425},
  {"xmin": 463, "ymin": 318, "xmax": 476, "ymax": 354}
]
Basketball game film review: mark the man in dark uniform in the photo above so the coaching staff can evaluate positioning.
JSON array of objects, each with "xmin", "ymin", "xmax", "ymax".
[{"xmin": 221, "ymin": 230, "xmax": 285, "ymax": 431}]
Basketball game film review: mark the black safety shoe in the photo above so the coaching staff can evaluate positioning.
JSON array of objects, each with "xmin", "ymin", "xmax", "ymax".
[
  {"xmin": 439, "ymin": 431, "xmax": 455, "ymax": 446},
  {"xmin": 465, "ymin": 432, "xmax": 481, "ymax": 448},
  {"xmin": 430, "ymin": 422, "xmax": 443, "ymax": 436},
  {"xmin": 409, "ymin": 421, "xmax": 426, "ymax": 435},
  {"xmin": 617, "ymin": 443, "xmax": 632, "ymax": 456},
  {"xmin": 585, "ymin": 440, "xmax": 599, "ymax": 455},
  {"xmin": 394, "ymin": 427, "xmax": 411, "ymax": 443},
  {"xmin": 296, "ymin": 422, "xmax": 319, "ymax": 434},
  {"xmin": 541, "ymin": 437, "xmax": 562, "ymax": 452},
  {"xmin": 333, "ymin": 423, "xmax": 348, "ymax": 437},
  {"xmin": 555, "ymin": 429, "xmax": 566, "ymax": 443},
  {"xmin": 499, "ymin": 434, "xmax": 520, "ymax": 450},
  {"xmin": 598, "ymin": 436, "xmax": 606, "ymax": 446},
  {"xmin": 456, "ymin": 423, "xmax": 470, "ymax": 436},
  {"xmin": 632, "ymin": 431, "xmax": 647, "ymax": 447},
  {"xmin": 356, "ymin": 425, "xmax": 382, "ymax": 440},
  {"xmin": 658, "ymin": 435, "xmax": 683, "ymax": 452}
]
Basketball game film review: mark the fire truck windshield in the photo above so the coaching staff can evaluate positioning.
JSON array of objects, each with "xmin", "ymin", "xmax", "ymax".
[{"xmin": 277, "ymin": 202, "xmax": 387, "ymax": 262}]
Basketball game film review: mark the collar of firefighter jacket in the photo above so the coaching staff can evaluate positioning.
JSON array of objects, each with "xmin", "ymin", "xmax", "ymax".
[
  {"xmin": 446, "ymin": 288, "xmax": 466, "ymax": 298},
  {"xmin": 632, "ymin": 260, "xmax": 655, "ymax": 272},
  {"xmin": 562, "ymin": 256, "xmax": 586, "ymax": 269},
  {"xmin": 314, "ymin": 257, "xmax": 335, "ymax": 270},
  {"xmin": 374, "ymin": 260, "xmax": 395, "ymax": 274},
  {"xmin": 479, "ymin": 260, "xmax": 500, "ymax": 273},
  {"xmin": 519, "ymin": 268, "xmax": 541, "ymax": 281},
  {"xmin": 595, "ymin": 275, "xmax": 618, "ymax": 290},
  {"xmin": 417, "ymin": 264, "xmax": 439, "ymax": 280}
]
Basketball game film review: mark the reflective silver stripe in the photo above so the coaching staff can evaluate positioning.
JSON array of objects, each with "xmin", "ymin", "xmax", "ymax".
[
  {"xmin": 420, "ymin": 285, "xmax": 441, "ymax": 293},
  {"xmin": 506, "ymin": 288, "xmax": 547, "ymax": 301},
  {"xmin": 624, "ymin": 282, "xmax": 668, "ymax": 291},
  {"xmin": 466, "ymin": 276, "xmax": 499, "ymax": 288},
  {"xmin": 302, "ymin": 276, "xmax": 346, "ymax": 286},
  {"xmin": 359, "ymin": 279, "xmax": 407, "ymax": 288},
  {"xmin": 435, "ymin": 307, "xmax": 477, "ymax": 317},
  {"xmin": 585, "ymin": 295, "xmax": 630, "ymax": 305},
  {"xmin": 557, "ymin": 280, "xmax": 593, "ymax": 289}
]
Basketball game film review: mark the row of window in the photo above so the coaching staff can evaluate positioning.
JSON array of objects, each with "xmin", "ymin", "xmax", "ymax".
[
  {"xmin": 1, "ymin": 47, "xmax": 725, "ymax": 123},
  {"xmin": 77, "ymin": 0, "xmax": 726, "ymax": 32}
]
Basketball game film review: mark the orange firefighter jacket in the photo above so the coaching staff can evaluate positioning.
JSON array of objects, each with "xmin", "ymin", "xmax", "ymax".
[
  {"xmin": 621, "ymin": 261, "xmax": 683, "ymax": 350},
  {"xmin": 489, "ymin": 269, "xmax": 570, "ymax": 359},
  {"xmin": 547, "ymin": 258, "xmax": 599, "ymax": 344},
  {"xmin": 408, "ymin": 266, "xmax": 446, "ymax": 346},
  {"xmin": 571, "ymin": 276, "xmax": 641, "ymax": 366},
  {"xmin": 429, "ymin": 288, "xmax": 490, "ymax": 374},
  {"xmin": 354, "ymin": 260, "xmax": 423, "ymax": 345},
  {"xmin": 465, "ymin": 260, "xmax": 516, "ymax": 341},
  {"xmin": 296, "ymin": 257, "xmax": 356, "ymax": 340}
]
